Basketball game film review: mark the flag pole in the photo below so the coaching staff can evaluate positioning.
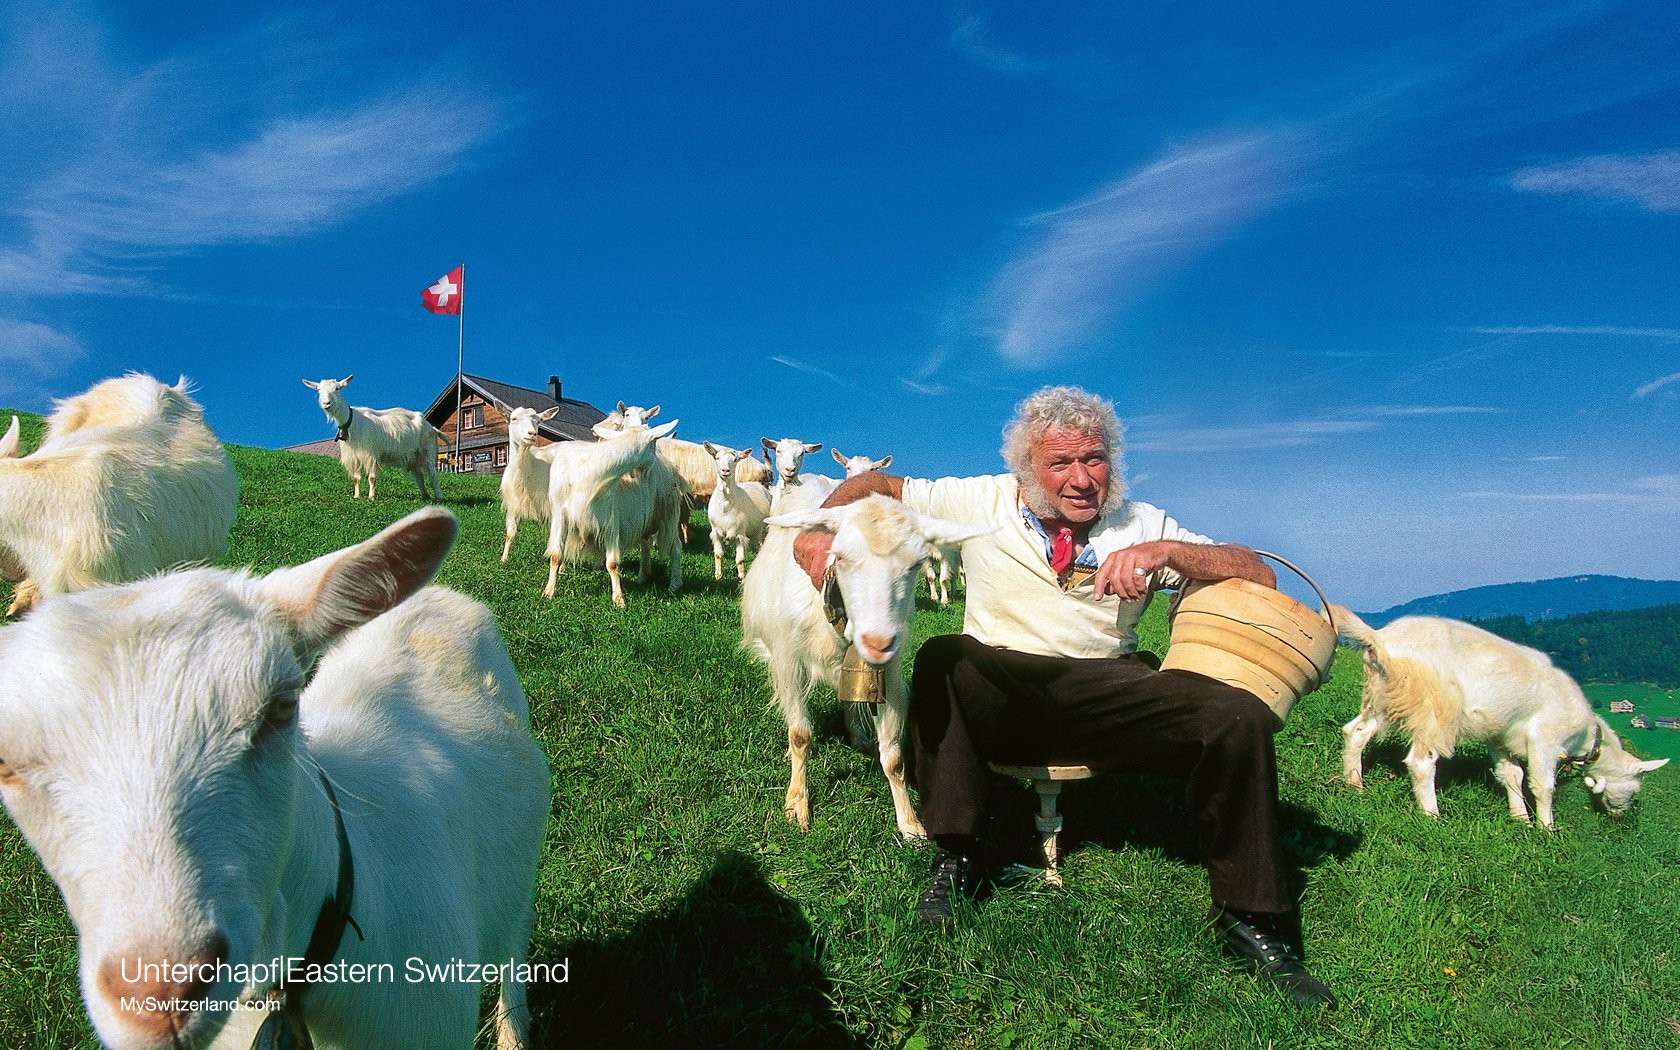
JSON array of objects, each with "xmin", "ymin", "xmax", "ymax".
[{"xmin": 454, "ymin": 264, "xmax": 465, "ymax": 471}]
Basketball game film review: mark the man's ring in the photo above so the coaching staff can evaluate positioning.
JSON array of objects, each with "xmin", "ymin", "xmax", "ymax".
[{"xmin": 1133, "ymin": 567, "xmax": 1148, "ymax": 576}]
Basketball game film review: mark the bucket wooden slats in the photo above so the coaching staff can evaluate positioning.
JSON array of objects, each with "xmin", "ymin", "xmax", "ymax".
[{"xmin": 1158, "ymin": 551, "xmax": 1337, "ymax": 724}]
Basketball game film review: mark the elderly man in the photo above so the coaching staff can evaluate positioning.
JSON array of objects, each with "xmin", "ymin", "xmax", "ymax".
[{"xmin": 794, "ymin": 385, "xmax": 1335, "ymax": 1009}]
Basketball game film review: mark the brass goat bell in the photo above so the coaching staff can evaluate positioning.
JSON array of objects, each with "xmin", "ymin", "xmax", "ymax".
[{"xmin": 838, "ymin": 644, "xmax": 886, "ymax": 705}]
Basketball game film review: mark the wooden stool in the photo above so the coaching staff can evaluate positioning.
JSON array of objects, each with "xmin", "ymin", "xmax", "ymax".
[{"xmin": 987, "ymin": 763, "xmax": 1095, "ymax": 886}]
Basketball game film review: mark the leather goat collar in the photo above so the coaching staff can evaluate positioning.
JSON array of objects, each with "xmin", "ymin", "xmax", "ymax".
[
  {"xmin": 1565, "ymin": 722, "xmax": 1603, "ymax": 768},
  {"xmin": 249, "ymin": 767, "xmax": 361, "ymax": 1049}
]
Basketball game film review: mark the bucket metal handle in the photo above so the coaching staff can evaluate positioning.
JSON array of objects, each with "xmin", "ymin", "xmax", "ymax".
[{"xmin": 1250, "ymin": 549, "xmax": 1336, "ymax": 635}]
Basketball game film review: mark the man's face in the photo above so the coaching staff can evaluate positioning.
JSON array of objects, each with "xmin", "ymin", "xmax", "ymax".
[{"xmin": 1029, "ymin": 427, "xmax": 1110, "ymax": 524}]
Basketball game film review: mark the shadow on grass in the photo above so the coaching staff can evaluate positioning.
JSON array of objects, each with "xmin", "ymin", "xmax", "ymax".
[
  {"xmin": 1358, "ymin": 740, "xmax": 1500, "ymax": 795},
  {"xmin": 527, "ymin": 851, "xmax": 856, "ymax": 1049},
  {"xmin": 985, "ymin": 770, "xmax": 1362, "ymax": 901}
]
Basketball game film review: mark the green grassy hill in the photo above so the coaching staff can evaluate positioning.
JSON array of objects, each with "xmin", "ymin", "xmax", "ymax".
[{"xmin": 3, "ymin": 427, "xmax": 1679, "ymax": 1048}]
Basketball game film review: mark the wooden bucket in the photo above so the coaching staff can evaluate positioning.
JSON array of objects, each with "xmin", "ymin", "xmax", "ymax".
[{"xmin": 1158, "ymin": 551, "xmax": 1338, "ymax": 724}]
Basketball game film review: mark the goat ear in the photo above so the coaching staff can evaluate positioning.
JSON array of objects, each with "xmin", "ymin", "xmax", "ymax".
[
  {"xmin": 703, "ymin": 441, "xmax": 719, "ymax": 456},
  {"xmin": 591, "ymin": 422, "xmax": 617, "ymax": 439},
  {"xmin": 340, "ymin": 375, "xmax": 353, "ymax": 386},
  {"xmin": 875, "ymin": 455, "xmax": 893, "ymax": 470},
  {"xmin": 258, "ymin": 508, "xmax": 457, "ymax": 655},
  {"xmin": 761, "ymin": 437, "xmax": 777, "ymax": 454},
  {"xmin": 646, "ymin": 419, "xmax": 678, "ymax": 441},
  {"xmin": 302, "ymin": 379, "xmax": 320, "ymax": 390},
  {"xmin": 832, "ymin": 448, "xmax": 847, "ymax": 466},
  {"xmin": 644, "ymin": 405, "xmax": 660, "ymax": 420},
  {"xmin": 617, "ymin": 400, "xmax": 629, "ymax": 413},
  {"xmin": 911, "ymin": 510, "xmax": 991, "ymax": 550},
  {"xmin": 803, "ymin": 442, "xmax": 824, "ymax": 454},
  {"xmin": 1637, "ymin": 758, "xmax": 1670, "ymax": 774},
  {"xmin": 764, "ymin": 507, "xmax": 840, "ymax": 533},
  {"xmin": 0, "ymin": 416, "xmax": 19, "ymax": 459},
  {"xmin": 538, "ymin": 407, "xmax": 559, "ymax": 422}
]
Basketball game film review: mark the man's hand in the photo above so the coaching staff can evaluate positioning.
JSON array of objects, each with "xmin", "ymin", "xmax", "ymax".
[
  {"xmin": 785, "ymin": 471, "xmax": 905, "ymax": 590},
  {"xmin": 1093, "ymin": 540, "xmax": 1175, "ymax": 602},
  {"xmin": 1091, "ymin": 541, "xmax": 1276, "ymax": 602},
  {"xmin": 792, "ymin": 530, "xmax": 832, "ymax": 591}
]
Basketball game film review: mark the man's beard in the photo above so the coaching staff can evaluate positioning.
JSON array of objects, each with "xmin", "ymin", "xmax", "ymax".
[{"xmin": 1017, "ymin": 471, "xmax": 1124, "ymax": 523}]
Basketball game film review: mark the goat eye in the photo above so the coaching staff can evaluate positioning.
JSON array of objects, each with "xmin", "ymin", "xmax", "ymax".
[{"xmin": 258, "ymin": 692, "xmax": 300, "ymax": 739}]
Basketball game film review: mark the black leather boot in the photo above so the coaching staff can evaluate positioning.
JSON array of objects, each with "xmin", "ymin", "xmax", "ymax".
[
  {"xmin": 916, "ymin": 848, "xmax": 981, "ymax": 926},
  {"xmin": 1210, "ymin": 906, "xmax": 1338, "ymax": 1009}
]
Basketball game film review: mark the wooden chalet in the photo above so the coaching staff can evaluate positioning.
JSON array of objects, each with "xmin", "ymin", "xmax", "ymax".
[{"xmin": 426, "ymin": 374, "xmax": 608, "ymax": 476}]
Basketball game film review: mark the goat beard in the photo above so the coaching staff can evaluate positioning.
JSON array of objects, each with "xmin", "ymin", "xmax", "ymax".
[{"xmin": 1015, "ymin": 471, "xmax": 1126, "ymax": 523}]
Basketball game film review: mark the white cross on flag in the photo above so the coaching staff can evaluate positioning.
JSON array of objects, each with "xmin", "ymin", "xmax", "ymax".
[{"xmin": 421, "ymin": 266, "xmax": 464, "ymax": 315}]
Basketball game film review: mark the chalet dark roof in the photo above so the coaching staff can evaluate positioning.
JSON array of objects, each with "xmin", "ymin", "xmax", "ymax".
[
  {"xmin": 425, "ymin": 374, "xmax": 606, "ymax": 442},
  {"xmin": 282, "ymin": 437, "xmax": 342, "ymax": 458}
]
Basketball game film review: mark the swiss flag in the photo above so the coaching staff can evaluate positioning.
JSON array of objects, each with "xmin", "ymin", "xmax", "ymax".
[{"xmin": 422, "ymin": 266, "xmax": 464, "ymax": 315}]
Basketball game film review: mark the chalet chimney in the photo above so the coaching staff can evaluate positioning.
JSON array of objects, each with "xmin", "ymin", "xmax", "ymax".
[{"xmin": 548, "ymin": 375, "xmax": 562, "ymax": 402}]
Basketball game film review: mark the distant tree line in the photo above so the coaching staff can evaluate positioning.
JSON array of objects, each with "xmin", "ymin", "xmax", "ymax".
[{"xmin": 1472, "ymin": 603, "xmax": 1680, "ymax": 688}]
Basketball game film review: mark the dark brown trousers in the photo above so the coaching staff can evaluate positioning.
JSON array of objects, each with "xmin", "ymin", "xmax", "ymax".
[{"xmin": 909, "ymin": 634, "xmax": 1291, "ymax": 913}]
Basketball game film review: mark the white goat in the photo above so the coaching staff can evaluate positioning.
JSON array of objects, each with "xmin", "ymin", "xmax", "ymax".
[
  {"xmin": 303, "ymin": 376, "xmax": 443, "ymax": 501},
  {"xmin": 1334, "ymin": 605, "xmax": 1668, "ymax": 827},
  {"xmin": 0, "ymin": 374, "xmax": 238, "ymax": 617},
  {"xmin": 597, "ymin": 403, "xmax": 768, "ymax": 546},
  {"xmin": 0, "ymin": 508, "xmax": 550, "ymax": 1050},
  {"xmin": 741, "ymin": 493, "xmax": 985, "ymax": 838},
  {"xmin": 544, "ymin": 419, "xmax": 685, "ymax": 607},
  {"xmin": 760, "ymin": 436, "xmax": 827, "ymax": 512},
  {"xmin": 499, "ymin": 406, "xmax": 558, "ymax": 562},
  {"xmin": 830, "ymin": 448, "xmax": 892, "ymax": 478},
  {"xmin": 827, "ymin": 448, "xmax": 962, "ymax": 605},
  {"xmin": 702, "ymin": 443, "xmax": 773, "ymax": 580}
]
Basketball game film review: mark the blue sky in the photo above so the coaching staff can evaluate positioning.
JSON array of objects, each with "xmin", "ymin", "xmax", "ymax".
[{"xmin": 3, "ymin": 1, "xmax": 1679, "ymax": 612}]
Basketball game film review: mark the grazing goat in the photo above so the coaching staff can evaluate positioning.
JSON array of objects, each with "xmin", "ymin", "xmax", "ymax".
[
  {"xmin": 0, "ymin": 373, "xmax": 238, "ymax": 617},
  {"xmin": 0, "ymin": 508, "xmax": 550, "ymax": 1050},
  {"xmin": 500, "ymin": 406, "xmax": 558, "ymax": 562},
  {"xmin": 702, "ymin": 442, "xmax": 773, "ymax": 580},
  {"xmin": 304, "ymin": 376, "xmax": 443, "ymax": 501},
  {"xmin": 1334, "ymin": 605, "xmax": 1668, "ymax": 826},
  {"xmin": 544, "ymin": 419, "xmax": 685, "ymax": 607},
  {"xmin": 741, "ymin": 494, "xmax": 985, "ymax": 838}
]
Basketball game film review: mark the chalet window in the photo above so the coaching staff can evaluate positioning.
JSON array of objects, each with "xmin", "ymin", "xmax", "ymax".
[
  {"xmin": 462, "ymin": 406, "xmax": 484, "ymax": 429},
  {"xmin": 495, "ymin": 445, "xmax": 508, "ymax": 467}
]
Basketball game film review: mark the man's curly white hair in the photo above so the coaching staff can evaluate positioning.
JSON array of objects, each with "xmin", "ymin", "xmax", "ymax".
[{"xmin": 1002, "ymin": 385, "xmax": 1127, "ymax": 519}]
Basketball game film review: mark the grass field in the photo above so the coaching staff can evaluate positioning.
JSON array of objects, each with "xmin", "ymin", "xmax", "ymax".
[{"xmin": 3, "ymin": 429, "xmax": 1680, "ymax": 1049}]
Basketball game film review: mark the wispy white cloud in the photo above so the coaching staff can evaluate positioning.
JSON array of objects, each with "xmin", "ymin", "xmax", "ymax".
[
  {"xmin": 1511, "ymin": 150, "xmax": 1680, "ymax": 212},
  {"xmin": 1633, "ymin": 372, "xmax": 1680, "ymax": 399},
  {"xmin": 1354, "ymin": 404, "xmax": 1503, "ymax": 418},
  {"xmin": 1457, "ymin": 490, "xmax": 1668, "ymax": 504},
  {"xmin": 983, "ymin": 130, "xmax": 1305, "ymax": 366},
  {"xmin": 1463, "ymin": 324, "xmax": 1680, "ymax": 339},
  {"xmin": 948, "ymin": 15, "xmax": 1040, "ymax": 75},
  {"xmin": 900, "ymin": 347, "xmax": 952, "ymax": 395},
  {"xmin": 770, "ymin": 354, "xmax": 858, "ymax": 390},
  {"xmin": 0, "ymin": 13, "xmax": 510, "ymax": 298},
  {"xmin": 1129, "ymin": 404, "xmax": 1498, "ymax": 454},
  {"xmin": 0, "ymin": 318, "xmax": 86, "ymax": 404},
  {"xmin": 33, "ymin": 92, "xmax": 502, "ymax": 256}
]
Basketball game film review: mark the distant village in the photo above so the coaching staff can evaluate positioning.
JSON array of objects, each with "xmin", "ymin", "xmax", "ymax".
[{"xmin": 1609, "ymin": 699, "xmax": 1680, "ymax": 730}]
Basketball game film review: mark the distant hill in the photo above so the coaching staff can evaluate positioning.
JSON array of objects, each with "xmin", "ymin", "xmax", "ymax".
[
  {"xmin": 1364, "ymin": 574, "xmax": 1680, "ymax": 626},
  {"xmin": 1471, "ymin": 604, "xmax": 1680, "ymax": 688}
]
